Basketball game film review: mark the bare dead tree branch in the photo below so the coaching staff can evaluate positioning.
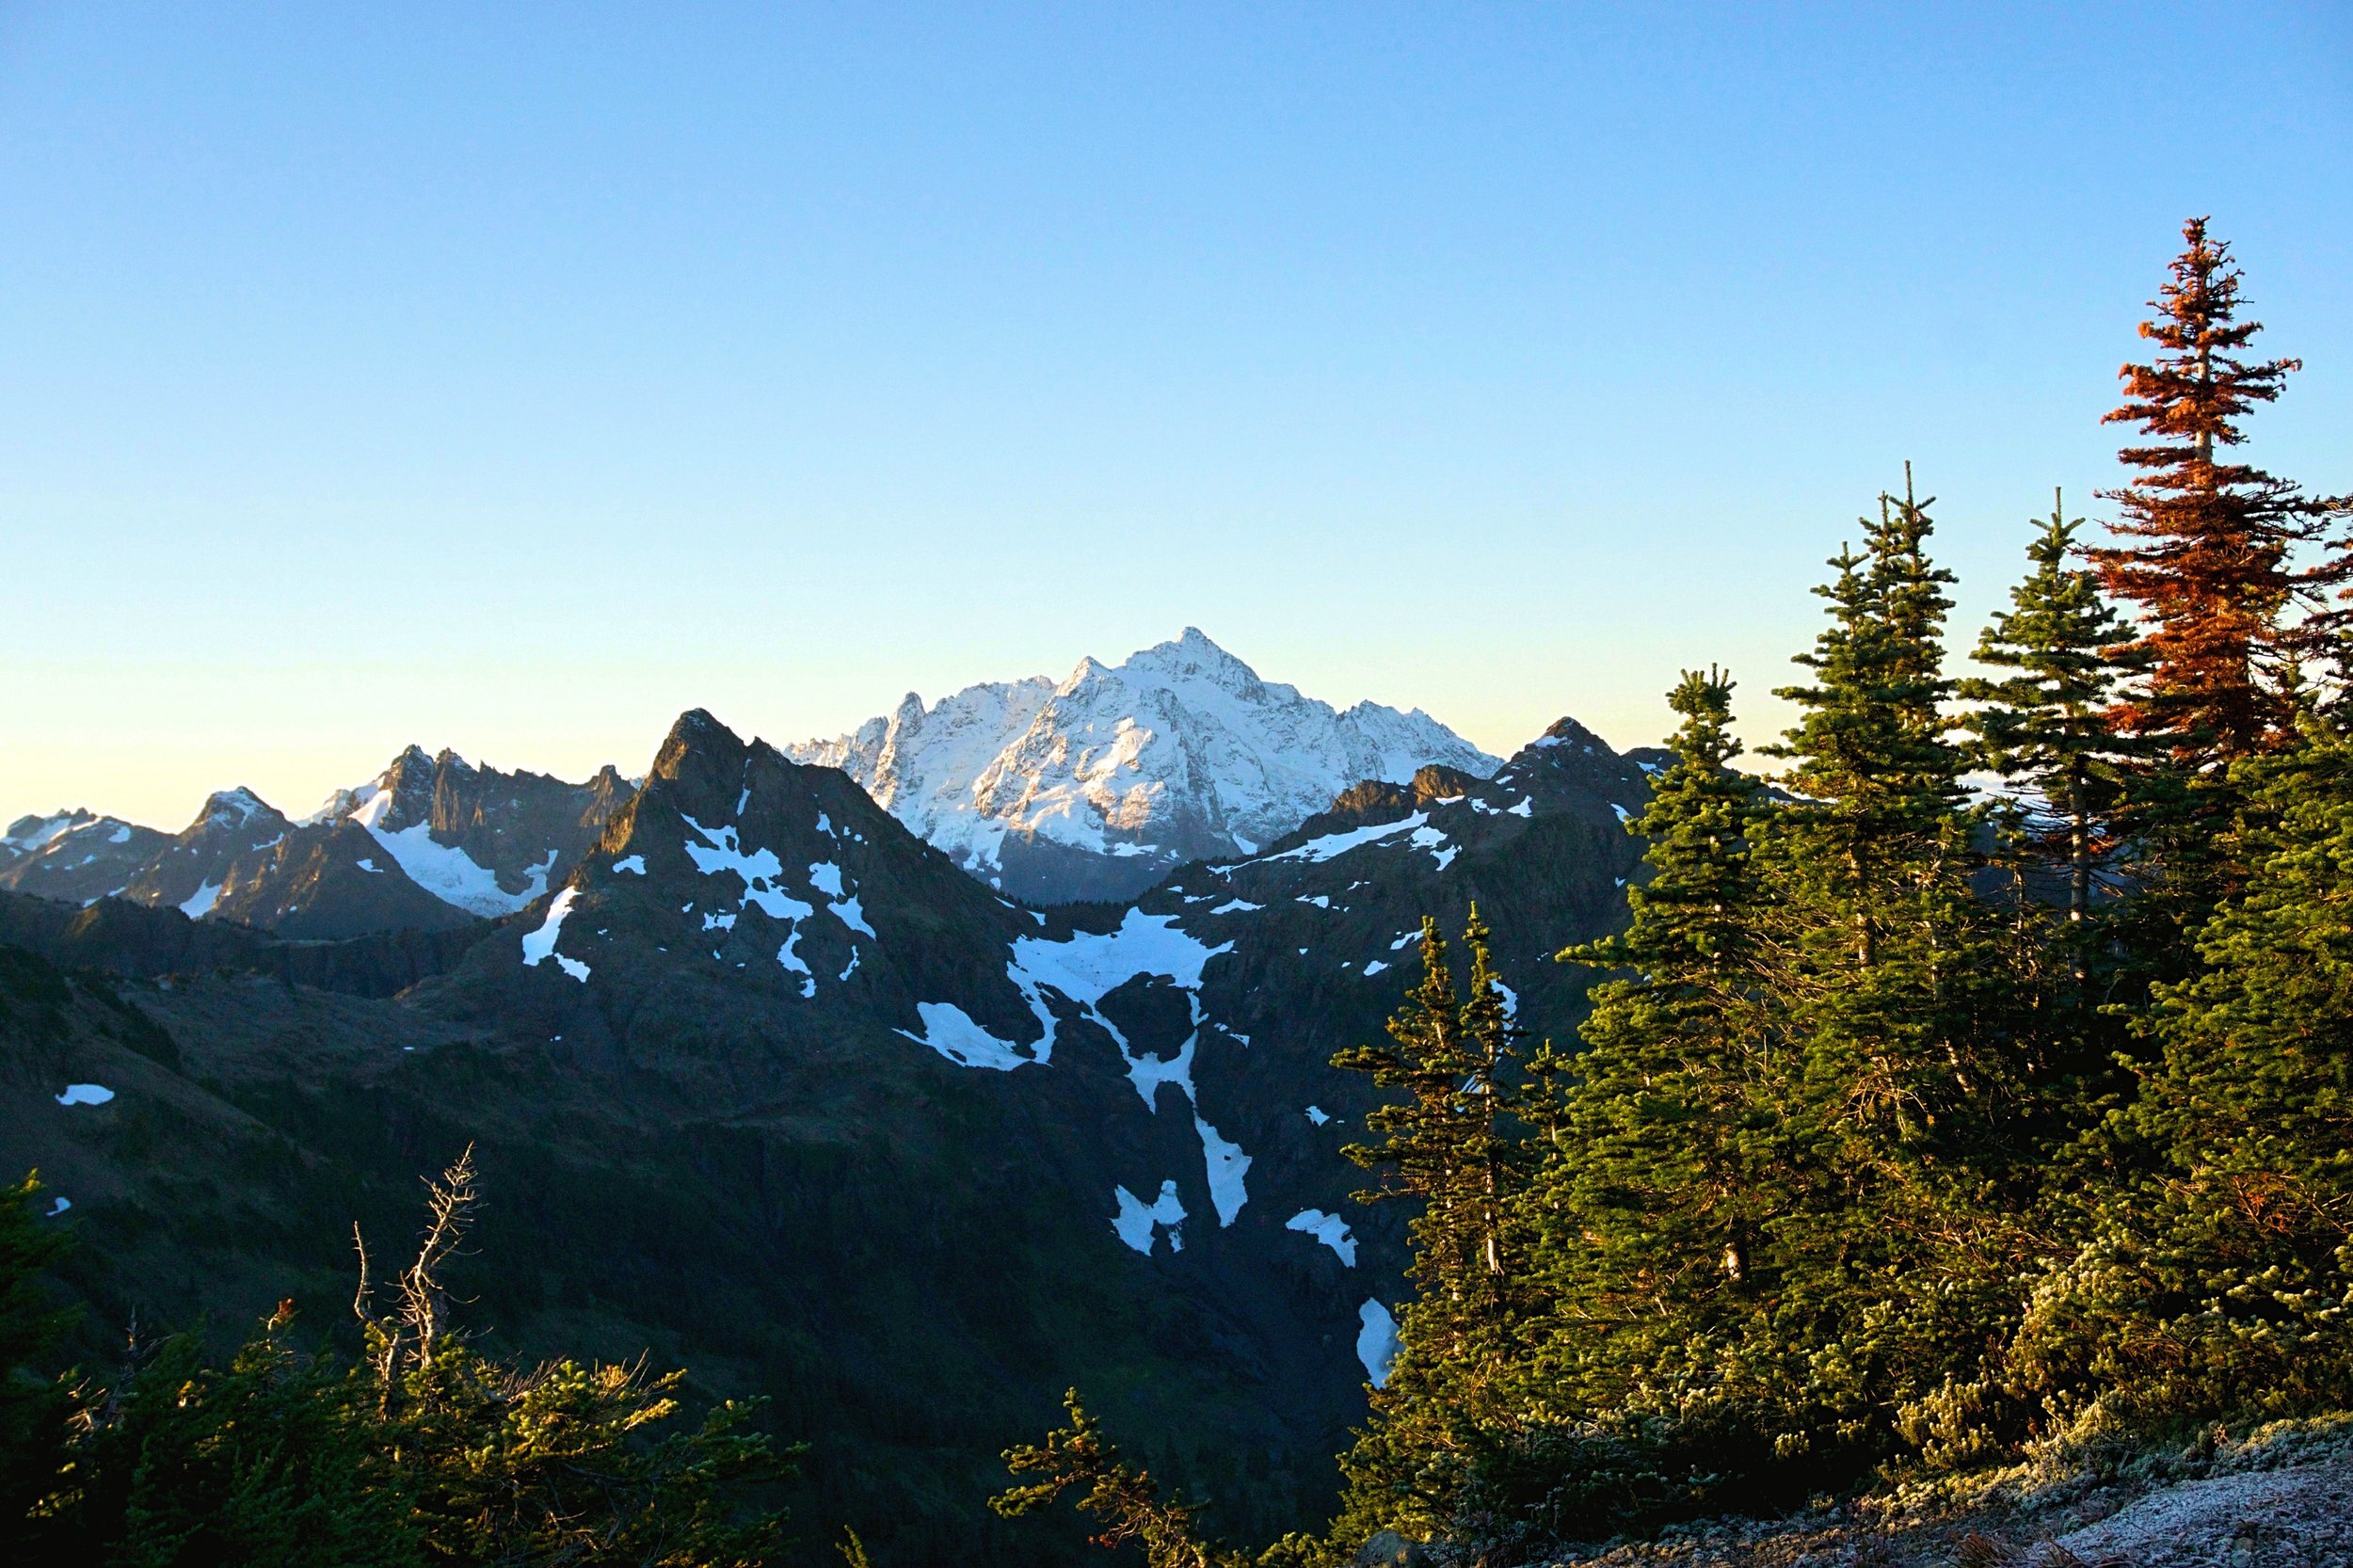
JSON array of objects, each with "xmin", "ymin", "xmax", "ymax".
[
  {"xmin": 351, "ymin": 1143, "xmax": 482, "ymax": 1385},
  {"xmin": 396, "ymin": 1143, "xmax": 481, "ymax": 1368}
]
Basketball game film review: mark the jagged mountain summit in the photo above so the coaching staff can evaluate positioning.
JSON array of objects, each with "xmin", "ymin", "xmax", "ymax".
[
  {"xmin": 301, "ymin": 744, "xmax": 635, "ymax": 920},
  {"xmin": 0, "ymin": 808, "xmax": 171, "ymax": 904},
  {"xmin": 786, "ymin": 627, "xmax": 1501, "ymax": 903},
  {"xmin": 0, "ymin": 749, "xmax": 632, "ymax": 937},
  {"xmin": 119, "ymin": 788, "xmax": 294, "ymax": 916}
]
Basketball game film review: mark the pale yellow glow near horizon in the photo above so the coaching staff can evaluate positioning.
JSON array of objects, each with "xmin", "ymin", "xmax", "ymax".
[{"xmin": 1, "ymin": 645, "xmax": 1705, "ymax": 834}]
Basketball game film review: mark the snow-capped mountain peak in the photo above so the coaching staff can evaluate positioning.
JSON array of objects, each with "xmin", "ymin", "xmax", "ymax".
[
  {"xmin": 2, "ymin": 808, "xmax": 97, "ymax": 858},
  {"xmin": 786, "ymin": 630, "xmax": 1500, "ymax": 904},
  {"xmin": 191, "ymin": 788, "xmax": 277, "ymax": 832},
  {"xmin": 1117, "ymin": 625, "xmax": 1273, "ymax": 700},
  {"xmin": 0, "ymin": 808, "xmax": 169, "ymax": 903}
]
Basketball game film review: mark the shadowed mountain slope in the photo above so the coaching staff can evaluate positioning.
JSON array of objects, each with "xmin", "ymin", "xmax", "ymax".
[{"xmin": 2, "ymin": 705, "xmax": 1649, "ymax": 1562}]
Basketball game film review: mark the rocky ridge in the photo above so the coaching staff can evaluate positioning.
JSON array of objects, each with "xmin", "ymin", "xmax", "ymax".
[
  {"xmin": 0, "ymin": 809, "xmax": 171, "ymax": 904},
  {"xmin": 1, "ymin": 749, "xmax": 632, "ymax": 939}
]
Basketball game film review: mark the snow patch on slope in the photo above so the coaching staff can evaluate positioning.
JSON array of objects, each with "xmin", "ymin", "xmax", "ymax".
[
  {"xmin": 1251, "ymin": 810, "xmax": 1427, "ymax": 868},
  {"xmin": 897, "ymin": 907, "xmax": 1257, "ymax": 1222},
  {"xmin": 1357, "ymin": 1301, "xmax": 1401, "ymax": 1387},
  {"xmin": 679, "ymin": 814, "xmax": 825, "ymax": 994},
  {"xmin": 4, "ymin": 811, "xmax": 90, "ymax": 855},
  {"xmin": 1111, "ymin": 1179, "xmax": 1187, "ymax": 1256},
  {"xmin": 897, "ymin": 1002, "xmax": 1036, "ymax": 1070},
  {"xmin": 520, "ymin": 888, "xmax": 590, "ymax": 982},
  {"xmin": 1195, "ymin": 1116, "xmax": 1252, "ymax": 1226},
  {"xmin": 1286, "ymin": 1208, "xmax": 1358, "ymax": 1265}
]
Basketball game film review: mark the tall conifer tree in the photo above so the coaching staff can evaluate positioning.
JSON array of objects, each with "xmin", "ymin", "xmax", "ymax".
[
  {"xmin": 2088, "ymin": 218, "xmax": 2347, "ymax": 767},
  {"xmin": 1753, "ymin": 477, "xmax": 2038, "ymax": 1478},
  {"xmin": 2014, "ymin": 712, "xmax": 2353, "ymax": 1426},
  {"xmin": 1769, "ymin": 472, "xmax": 1967, "ymax": 969},
  {"xmin": 1544, "ymin": 666, "xmax": 1771, "ymax": 1349},
  {"xmin": 1328, "ymin": 915, "xmax": 1534, "ymax": 1544},
  {"xmin": 1515, "ymin": 669, "xmax": 1794, "ymax": 1519},
  {"xmin": 1956, "ymin": 500, "xmax": 2143, "ymax": 1259},
  {"xmin": 1960, "ymin": 493, "xmax": 2137, "ymax": 935},
  {"xmin": 2082, "ymin": 220, "xmax": 2349, "ymax": 960},
  {"xmin": 1768, "ymin": 473, "xmax": 1975, "ymax": 1026}
]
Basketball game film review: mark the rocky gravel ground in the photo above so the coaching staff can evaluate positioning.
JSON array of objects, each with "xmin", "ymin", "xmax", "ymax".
[{"xmin": 1502, "ymin": 1418, "xmax": 2353, "ymax": 1568}]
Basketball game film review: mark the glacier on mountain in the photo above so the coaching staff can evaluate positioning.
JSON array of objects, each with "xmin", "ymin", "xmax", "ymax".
[
  {"xmin": 350, "ymin": 790, "xmax": 544, "ymax": 918},
  {"xmin": 785, "ymin": 628, "xmax": 1499, "ymax": 904}
]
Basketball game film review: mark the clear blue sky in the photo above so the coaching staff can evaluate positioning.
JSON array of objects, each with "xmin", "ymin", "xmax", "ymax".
[{"xmin": 5, "ymin": 3, "xmax": 2348, "ymax": 826}]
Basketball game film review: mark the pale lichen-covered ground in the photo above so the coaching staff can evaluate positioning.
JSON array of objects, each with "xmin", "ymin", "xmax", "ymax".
[
  {"xmin": 2057, "ymin": 1459, "xmax": 2352, "ymax": 1565},
  {"xmin": 1517, "ymin": 1418, "xmax": 2353, "ymax": 1568}
]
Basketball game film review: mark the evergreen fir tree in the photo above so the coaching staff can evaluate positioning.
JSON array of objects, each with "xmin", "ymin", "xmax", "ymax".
[
  {"xmin": 2087, "ymin": 218, "xmax": 2349, "ymax": 769},
  {"xmin": 1542, "ymin": 666, "xmax": 1772, "ymax": 1361},
  {"xmin": 993, "ymin": 1389, "xmax": 1235, "ymax": 1568},
  {"xmin": 10, "ymin": 1153, "xmax": 796, "ymax": 1567},
  {"xmin": 1326, "ymin": 915, "xmax": 1535, "ymax": 1544},
  {"xmin": 1333, "ymin": 914, "xmax": 1531, "ymax": 1346},
  {"xmin": 72, "ymin": 1320, "xmax": 420, "ymax": 1568},
  {"xmin": 1753, "ymin": 476, "xmax": 2040, "ymax": 1477},
  {"xmin": 1509, "ymin": 668, "xmax": 1795, "ymax": 1526},
  {"xmin": 1960, "ymin": 492, "xmax": 2137, "ymax": 935},
  {"xmin": 1951, "ymin": 497, "xmax": 2145, "ymax": 1211},
  {"xmin": 1768, "ymin": 474, "xmax": 1983, "ymax": 1081},
  {"xmin": 0, "ymin": 1175, "xmax": 81, "ymax": 1539},
  {"xmin": 1767, "ymin": 472, "xmax": 1969, "ymax": 969},
  {"xmin": 2085, "ymin": 219, "xmax": 2352, "ymax": 981},
  {"xmin": 2013, "ymin": 710, "xmax": 2353, "ymax": 1428}
]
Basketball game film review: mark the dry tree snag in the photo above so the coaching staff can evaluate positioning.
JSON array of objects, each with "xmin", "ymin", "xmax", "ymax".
[{"xmin": 351, "ymin": 1144, "xmax": 481, "ymax": 1384}]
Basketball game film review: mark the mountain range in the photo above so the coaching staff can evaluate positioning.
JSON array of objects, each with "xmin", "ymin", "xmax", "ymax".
[
  {"xmin": 2, "ymin": 749, "xmax": 635, "ymax": 939},
  {"xmin": 0, "ymin": 637, "xmax": 1650, "ymax": 1563},
  {"xmin": 6, "ymin": 631, "xmax": 1493, "ymax": 919}
]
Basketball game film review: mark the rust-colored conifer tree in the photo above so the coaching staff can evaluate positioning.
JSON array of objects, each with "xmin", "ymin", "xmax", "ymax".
[{"xmin": 2088, "ymin": 218, "xmax": 2347, "ymax": 767}]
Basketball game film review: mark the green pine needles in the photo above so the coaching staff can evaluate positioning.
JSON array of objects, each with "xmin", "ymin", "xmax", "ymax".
[
  {"xmin": 1325, "ymin": 912, "xmax": 1545, "ymax": 1548},
  {"xmin": 1959, "ymin": 491, "xmax": 2137, "ymax": 936},
  {"xmin": 2012, "ymin": 717, "xmax": 2353, "ymax": 1430},
  {"xmin": 1, "ymin": 1153, "xmax": 796, "ymax": 1567},
  {"xmin": 1286, "ymin": 452, "xmax": 2353, "ymax": 1557}
]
